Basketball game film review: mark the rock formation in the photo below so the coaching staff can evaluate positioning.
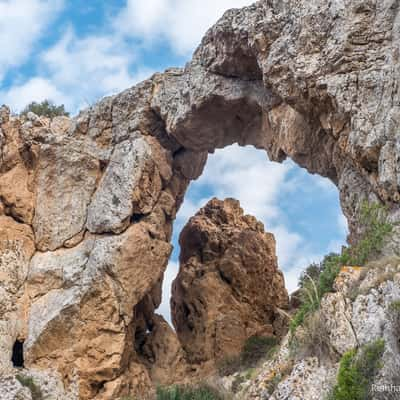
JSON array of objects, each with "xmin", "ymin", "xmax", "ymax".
[
  {"xmin": 1, "ymin": 0, "xmax": 400, "ymax": 398},
  {"xmin": 239, "ymin": 262, "xmax": 400, "ymax": 399},
  {"xmin": 135, "ymin": 314, "xmax": 190, "ymax": 387},
  {"xmin": 0, "ymin": 110, "xmax": 177, "ymax": 399},
  {"xmin": 171, "ymin": 198, "xmax": 288, "ymax": 364}
]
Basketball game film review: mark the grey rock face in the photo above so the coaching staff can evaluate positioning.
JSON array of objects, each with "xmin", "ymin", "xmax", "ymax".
[
  {"xmin": 86, "ymin": 136, "xmax": 154, "ymax": 233},
  {"xmin": 33, "ymin": 138, "xmax": 100, "ymax": 251}
]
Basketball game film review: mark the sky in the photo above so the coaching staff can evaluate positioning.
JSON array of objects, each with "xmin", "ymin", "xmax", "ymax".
[{"xmin": 0, "ymin": 0, "xmax": 348, "ymax": 323}]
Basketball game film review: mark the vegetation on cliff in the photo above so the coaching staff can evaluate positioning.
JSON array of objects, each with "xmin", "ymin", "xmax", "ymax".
[
  {"xmin": 15, "ymin": 374, "xmax": 43, "ymax": 400},
  {"xmin": 156, "ymin": 384, "xmax": 224, "ymax": 400},
  {"xmin": 21, "ymin": 100, "xmax": 69, "ymax": 118},
  {"xmin": 328, "ymin": 339, "xmax": 385, "ymax": 400},
  {"xmin": 290, "ymin": 201, "xmax": 393, "ymax": 334},
  {"xmin": 217, "ymin": 336, "xmax": 278, "ymax": 376}
]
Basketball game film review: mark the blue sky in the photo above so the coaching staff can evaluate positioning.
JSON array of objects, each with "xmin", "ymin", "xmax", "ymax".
[{"xmin": 0, "ymin": 0, "xmax": 348, "ymax": 322}]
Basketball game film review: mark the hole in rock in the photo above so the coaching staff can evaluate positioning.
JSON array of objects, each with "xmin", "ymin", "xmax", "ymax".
[
  {"xmin": 156, "ymin": 144, "xmax": 349, "ymax": 325},
  {"xmin": 11, "ymin": 340, "xmax": 24, "ymax": 368},
  {"xmin": 90, "ymin": 380, "xmax": 106, "ymax": 393}
]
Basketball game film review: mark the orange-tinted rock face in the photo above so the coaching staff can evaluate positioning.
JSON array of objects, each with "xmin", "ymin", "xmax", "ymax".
[
  {"xmin": 3, "ymin": 0, "xmax": 400, "ymax": 397},
  {"xmin": 135, "ymin": 314, "xmax": 190, "ymax": 387},
  {"xmin": 171, "ymin": 198, "xmax": 289, "ymax": 364}
]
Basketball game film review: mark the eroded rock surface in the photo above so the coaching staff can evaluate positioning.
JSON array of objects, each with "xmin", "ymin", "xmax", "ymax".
[
  {"xmin": 2, "ymin": 0, "xmax": 400, "ymax": 398},
  {"xmin": 171, "ymin": 198, "xmax": 288, "ymax": 364},
  {"xmin": 243, "ymin": 264, "xmax": 400, "ymax": 400},
  {"xmin": 0, "ymin": 105, "xmax": 179, "ymax": 399},
  {"xmin": 135, "ymin": 314, "xmax": 190, "ymax": 387}
]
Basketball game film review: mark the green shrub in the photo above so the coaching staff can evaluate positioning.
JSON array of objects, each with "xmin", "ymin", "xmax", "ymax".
[
  {"xmin": 348, "ymin": 201, "xmax": 393, "ymax": 266},
  {"xmin": 243, "ymin": 368, "xmax": 256, "ymax": 380},
  {"xmin": 329, "ymin": 349, "xmax": 362, "ymax": 400},
  {"xmin": 217, "ymin": 336, "xmax": 278, "ymax": 376},
  {"xmin": 156, "ymin": 384, "xmax": 224, "ymax": 400},
  {"xmin": 241, "ymin": 336, "xmax": 278, "ymax": 368},
  {"xmin": 388, "ymin": 299, "xmax": 400, "ymax": 313},
  {"xmin": 290, "ymin": 253, "xmax": 343, "ymax": 334},
  {"xmin": 328, "ymin": 339, "xmax": 385, "ymax": 400},
  {"xmin": 289, "ymin": 305, "xmax": 309, "ymax": 334},
  {"xmin": 318, "ymin": 254, "xmax": 343, "ymax": 295},
  {"xmin": 388, "ymin": 300, "xmax": 400, "ymax": 334},
  {"xmin": 21, "ymin": 100, "xmax": 69, "ymax": 118},
  {"xmin": 291, "ymin": 201, "xmax": 393, "ymax": 335},
  {"xmin": 298, "ymin": 262, "xmax": 322, "ymax": 289},
  {"xmin": 15, "ymin": 374, "xmax": 43, "ymax": 400},
  {"xmin": 293, "ymin": 310, "xmax": 334, "ymax": 360}
]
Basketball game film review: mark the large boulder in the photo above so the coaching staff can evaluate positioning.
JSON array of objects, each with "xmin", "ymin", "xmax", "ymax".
[{"xmin": 171, "ymin": 198, "xmax": 289, "ymax": 364}]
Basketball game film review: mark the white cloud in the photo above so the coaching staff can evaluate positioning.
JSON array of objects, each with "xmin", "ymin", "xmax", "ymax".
[
  {"xmin": 338, "ymin": 213, "xmax": 349, "ymax": 237},
  {"xmin": 0, "ymin": 77, "xmax": 67, "ymax": 111},
  {"xmin": 2, "ymin": 27, "xmax": 153, "ymax": 113},
  {"xmin": 2, "ymin": 1, "xmax": 254, "ymax": 113},
  {"xmin": 158, "ymin": 145, "xmax": 341, "ymax": 318},
  {"xmin": 115, "ymin": 0, "xmax": 254, "ymax": 55},
  {"xmin": 0, "ymin": 0, "xmax": 64, "ymax": 82},
  {"xmin": 42, "ymin": 28, "xmax": 138, "ymax": 96},
  {"xmin": 199, "ymin": 145, "xmax": 292, "ymax": 222}
]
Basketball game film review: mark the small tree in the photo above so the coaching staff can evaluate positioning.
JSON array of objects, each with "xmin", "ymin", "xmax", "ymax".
[
  {"xmin": 21, "ymin": 100, "xmax": 69, "ymax": 118},
  {"xmin": 298, "ymin": 262, "xmax": 322, "ymax": 289}
]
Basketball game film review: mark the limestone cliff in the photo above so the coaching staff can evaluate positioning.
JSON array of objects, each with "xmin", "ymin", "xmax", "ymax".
[
  {"xmin": 1, "ymin": 0, "xmax": 400, "ymax": 399},
  {"xmin": 222, "ymin": 262, "xmax": 400, "ymax": 399}
]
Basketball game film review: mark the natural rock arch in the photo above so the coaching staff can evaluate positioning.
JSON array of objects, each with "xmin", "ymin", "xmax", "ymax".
[{"xmin": 1, "ymin": 0, "xmax": 400, "ymax": 399}]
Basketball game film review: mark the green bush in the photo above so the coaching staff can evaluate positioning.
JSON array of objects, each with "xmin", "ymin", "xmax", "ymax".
[
  {"xmin": 21, "ymin": 100, "xmax": 69, "ymax": 118},
  {"xmin": 388, "ymin": 300, "xmax": 400, "ymax": 334},
  {"xmin": 291, "ymin": 310, "xmax": 334, "ymax": 360},
  {"xmin": 389, "ymin": 299, "xmax": 400, "ymax": 313},
  {"xmin": 291, "ymin": 201, "xmax": 393, "ymax": 335},
  {"xmin": 217, "ymin": 336, "xmax": 278, "ymax": 376},
  {"xmin": 348, "ymin": 201, "xmax": 393, "ymax": 266},
  {"xmin": 328, "ymin": 339, "xmax": 385, "ymax": 400},
  {"xmin": 241, "ymin": 336, "xmax": 278, "ymax": 368},
  {"xmin": 298, "ymin": 262, "xmax": 322, "ymax": 289},
  {"xmin": 15, "ymin": 375, "xmax": 43, "ymax": 400},
  {"xmin": 318, "ymin": 254, "xmax": 343, "ymax": 295},
  {"xmin": 290, "ymin": 253, "xmax": 343, "ymax": 334},
  {"xmin": 156, "ymin": 384, "xmax": 224, "ymax": 400}
]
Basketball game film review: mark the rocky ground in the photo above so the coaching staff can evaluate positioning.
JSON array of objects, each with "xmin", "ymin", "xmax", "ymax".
[{"xmin": 215, "ymin": 261, "xmax": 400, "ymax": 399}]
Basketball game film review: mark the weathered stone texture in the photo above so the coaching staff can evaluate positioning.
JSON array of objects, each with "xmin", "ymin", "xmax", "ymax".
[
  {"xmin": 171, "ymin": 198, "xmax": 288, "ymax": 364},
  {"xmin": 2, "ymin": 0, "xmax": 400, "ymax": 398}
]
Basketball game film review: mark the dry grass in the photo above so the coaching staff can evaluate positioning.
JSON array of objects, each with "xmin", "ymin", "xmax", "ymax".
[
  {"xmin": 217, "ymin": 336, "xmax": 278, "ymax": 377},
  {"xmin": 290, "ymin": 310, "xmax": 335, "ymax": 361},
  {"xmin": 355, "ymin": 256, "xmax": 400, "ymax": 296}
]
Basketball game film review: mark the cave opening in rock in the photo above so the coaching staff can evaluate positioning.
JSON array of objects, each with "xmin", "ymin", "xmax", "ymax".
[
  {"xmin": 11, "ymin": 340, "xmax": 24, "ymax": 368},
  {"xmin": 157, "ymin": 144, "xmax": 348, "ymax": 325}
]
